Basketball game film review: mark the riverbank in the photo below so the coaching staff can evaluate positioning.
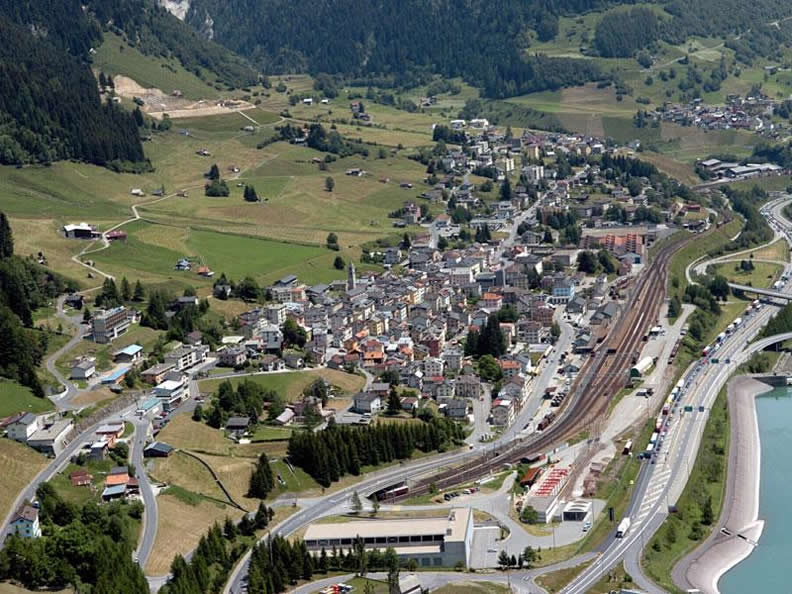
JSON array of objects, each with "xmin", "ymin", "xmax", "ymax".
[{"xmin": 673, "ymin": 376, "xmax": 770, "ymax": 593}]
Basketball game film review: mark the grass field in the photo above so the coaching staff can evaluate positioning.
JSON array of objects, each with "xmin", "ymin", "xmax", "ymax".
[
  {"xmin": 534, "ymin": 559, "xmax": 593, "ymax": 593},
  {"xmin": 743, "ymin": 238, "xmax": 790, "ymax": 262},
  {"xmin": 155, "ymin": 413, "xmax": 234, "ymax": 455},
  {"xmin": 151, "ymin": 451, "xmax": 227, "ymax": 502},
  {"xmin": 93, "ymin": 33, "xmax": 220, "ymax": 100},
  {"xmin": 668, "ymin": 220, "xmax": 743, "ymax": 299},
  {"xmin": 0, "ymin": 439, "xmax": 47, "ymax": 523},
  {"xmin": 49, "ymin": 460, "xmax": 113, "ymax": 506},
  {"xmin": 711, "ymin": 261, "xmax": 783, "ymax": 289},
  {"xmin": 199, "ymin": 368, "xmax": 365, "ymax": 402},
  {"xmin": 585, "ymin": 562, "xmax": 635, "ymax": 593},
  {"xmin": 145, "ymin": 492, "xmax": 242, "ymax": 575},
  {"xmin": 0, "ymin": 381, "xmax": 54, "ymax": 418},
  {"xmin": 642, "ymin": 383, "xmax": 730, "ymax": 591}
]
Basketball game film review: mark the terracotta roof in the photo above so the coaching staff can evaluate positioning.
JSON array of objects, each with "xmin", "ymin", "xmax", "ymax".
[{"xmin": 105, "ymin": 473, "xmax": 129, "ymax": 486}]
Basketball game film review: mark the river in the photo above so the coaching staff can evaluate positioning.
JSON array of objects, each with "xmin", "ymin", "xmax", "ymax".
[{"xmin": 721, "ymin": 386, "xmax": 792, "ymax": 593}]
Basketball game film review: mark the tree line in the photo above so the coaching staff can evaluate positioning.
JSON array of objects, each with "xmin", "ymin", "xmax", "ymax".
[
  {"xmin": 247, "ymin": 533, "xmax": 404, "ymax": 594},
  {"xmin": 287, "ymin": 417, "xmax": 465, "ymax": 487}
]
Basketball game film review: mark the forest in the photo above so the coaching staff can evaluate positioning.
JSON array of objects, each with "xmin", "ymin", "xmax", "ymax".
[
  {"xmin": 181, "ymin": 0, "xmax": 610, "ymax": 97},
  {"xmin": 0, "ymin": 16, "xmax": 143, "ymax": 167},
  {"xmin": 287, "ymin": 417, "xmax": 466, "ymax": 487}
]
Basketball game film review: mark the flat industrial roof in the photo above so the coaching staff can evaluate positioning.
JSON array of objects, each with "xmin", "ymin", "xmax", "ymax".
[{"xmin": 304, "ymin": 508, "xmax": 470, "ymax": 543}]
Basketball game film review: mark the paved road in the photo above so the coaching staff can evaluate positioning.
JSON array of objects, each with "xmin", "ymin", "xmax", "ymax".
[
  {"xmin": 45, "ymin": 294, "xmax": 91, "ymax": 407},
  {"xmin": 132, "ymin": 416, "xmax": 159, "ymax": 567},
  {"xmin": 500, "ymin": 320, "xmax": 574, "ymax": 445}
]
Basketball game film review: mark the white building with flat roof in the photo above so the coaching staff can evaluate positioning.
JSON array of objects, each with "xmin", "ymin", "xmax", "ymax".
[
  {"xmin": 304, "ymin": 508, "xmax": 473, "ymax": 568},
  {"xmin": 153, "ymin": 378, "xmax": 188, "ymax": 410}
]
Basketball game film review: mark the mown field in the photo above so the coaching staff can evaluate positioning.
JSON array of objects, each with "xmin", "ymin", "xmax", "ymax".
[
  {"xmin": 0, "ymin": 380, "xmax": 53, "ymax": 418},
  {"xmin": 0, "ymin": 439, "xmax": 47, "ymax": 526},
  {"xmin": 711, "ymin": 260, "xmax": 783, "ymax": 289},
  {"xmin": 198, "ymin": 368, "xmax": 365, "ymax": 402}
]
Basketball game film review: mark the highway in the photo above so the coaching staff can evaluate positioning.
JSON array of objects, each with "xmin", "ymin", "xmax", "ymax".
[{"xmin": 562, "ymin": 197, "xmax": 792, "ymax": 593}]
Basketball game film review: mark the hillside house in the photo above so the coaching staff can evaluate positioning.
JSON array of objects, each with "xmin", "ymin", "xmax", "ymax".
[
  {"xmin": 353, "ymin": 392, "xmax": 382, "ymax": 414},
  {"xmin": 10, "ymin": 505, "xmax": 41, "ymax": 539},
  {"xmin": 71, "ymin": 358, "xmax": 96, "ymax": 380}
]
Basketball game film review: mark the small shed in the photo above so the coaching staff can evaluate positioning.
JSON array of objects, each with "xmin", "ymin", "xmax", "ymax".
[{"xmin": 144, "ymin": 442, "xmax": 174, "ymax": 458}]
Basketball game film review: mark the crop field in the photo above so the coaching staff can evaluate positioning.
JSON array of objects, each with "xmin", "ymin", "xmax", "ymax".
[
  {"xmin": 199, "ymin": 368, "xmax": 365, "ymax": 402},
  {"xmin": 0, "ymin": 439, "xmax": 47, "ymax": 524}
]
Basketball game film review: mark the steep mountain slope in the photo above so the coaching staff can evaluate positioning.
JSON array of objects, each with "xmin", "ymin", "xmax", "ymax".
[
  {"xmin": 174, "ymin": 0, "xmax": 792, "ymax": 97},
  {"xmin": 0, "ymin": 0, "xmax": 258, "ymax": 167},
  {"xmin": 181, "ymin": 0, "xmax": 610, "ymax": 97},
  {"xmin": 0, "ymin": 15, "xmax": 143, "ymax": 167}
]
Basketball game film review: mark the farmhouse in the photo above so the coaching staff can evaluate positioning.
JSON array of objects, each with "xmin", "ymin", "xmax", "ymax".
[{"xmin": 63, "ymin": 223, "xmax": 101, "ymax": 240}]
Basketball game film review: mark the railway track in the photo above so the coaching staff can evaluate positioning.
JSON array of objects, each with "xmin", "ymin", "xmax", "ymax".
[{"xmin": 400, "ymin": 233, "xmax": 691, "ymax": 498}]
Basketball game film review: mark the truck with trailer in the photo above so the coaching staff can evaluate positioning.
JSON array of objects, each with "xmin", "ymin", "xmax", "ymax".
[{"xmin": 615, "ymin": 517, "xmax": 631, "ymax": 538}]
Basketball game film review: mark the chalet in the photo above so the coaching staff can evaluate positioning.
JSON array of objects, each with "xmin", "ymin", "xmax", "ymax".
[{"xmin": 225, "ymin": 416, "xmax": 251, "ymax": 437}]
